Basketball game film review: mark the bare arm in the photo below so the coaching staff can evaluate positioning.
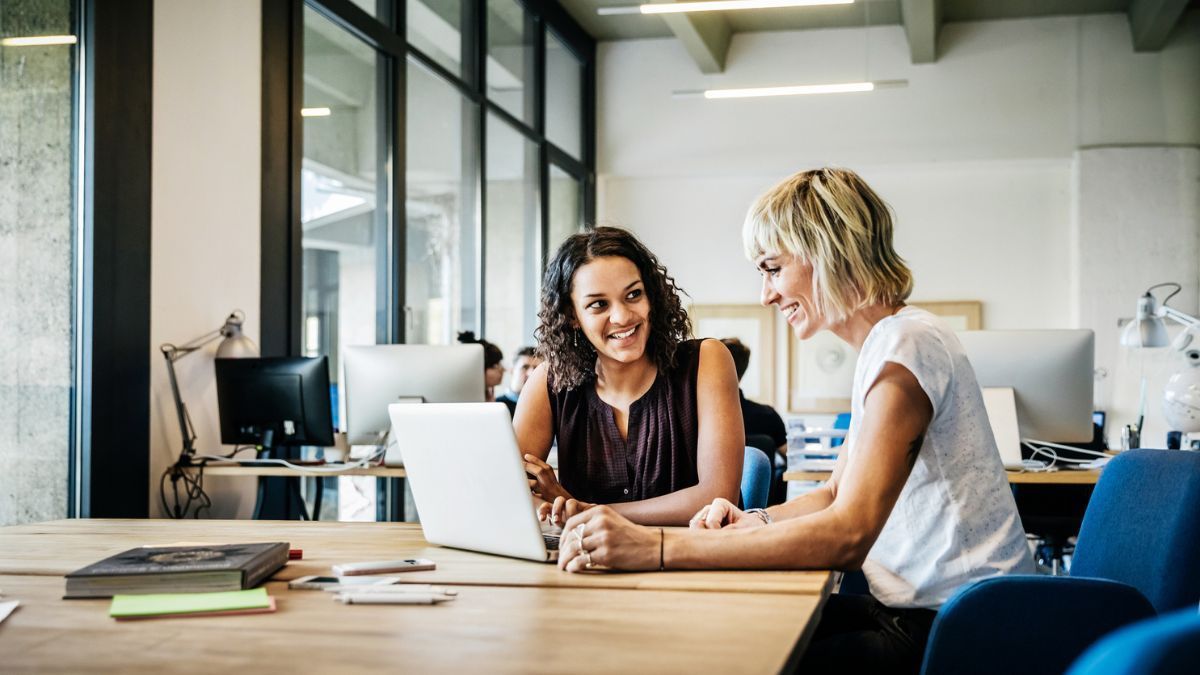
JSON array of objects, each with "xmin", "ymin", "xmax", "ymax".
[
  {"xmin": 608, "ymin": 339, "xmax": 744, "ymax": 526},
  {"xmin": 512, "ymin": 363, "xmax": 554, "ymax": 461},
  {"xmin": 672, "ymin": 362, "xmax": 931, "ymax": 568},
  {"xmin": 562, "ymin": 362, "xmax": 934, "ymax": 571}
]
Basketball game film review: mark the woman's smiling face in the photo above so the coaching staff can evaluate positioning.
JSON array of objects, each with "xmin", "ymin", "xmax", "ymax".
[
  {"xmin": 570, "ymin": 255, "xmax": 651, "ymax": 365},
  {"xmin": 756, "ymin": 252, "xmax": 827, "ymax": 340}
]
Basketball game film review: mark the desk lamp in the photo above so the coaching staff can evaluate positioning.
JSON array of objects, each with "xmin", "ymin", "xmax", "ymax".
[
  {"xmin": 1120, "ymin": 283, "xmax": 1200, "ymax": 439},
  {"xmin": 160, "ymin": 310, "xmax": 259, "ymax": 463}
]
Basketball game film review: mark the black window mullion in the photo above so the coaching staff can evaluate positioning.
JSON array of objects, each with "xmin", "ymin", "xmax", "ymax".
[
  {"xmin": 408, "ymin": 46, "xmax": 481, "ymax": 103},
  {"xmin": 308, "ymin": 0, "xmax": 404, "ymax": 53},
  {"xmin": 475, "ymin": 0, "xmax": 487, "ymax": 334}
]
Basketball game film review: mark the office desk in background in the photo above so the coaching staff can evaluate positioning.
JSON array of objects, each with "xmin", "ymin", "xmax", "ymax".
[
  {"xmin": 783, "ymin": 468, "xmax": 1104, "ymax": 485},
  {"xmin": 0, "ymin": 520, "xmax": 833, "ymax": 673},
  {"xmin": 181, "ymin": 462, "xmax": 408, "ymax": 521}
]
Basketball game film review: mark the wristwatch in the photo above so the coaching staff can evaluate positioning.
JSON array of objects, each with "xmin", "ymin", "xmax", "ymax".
[{"xmin": 745, "ymin": 508, "xmax": 772, "ymax": 525}]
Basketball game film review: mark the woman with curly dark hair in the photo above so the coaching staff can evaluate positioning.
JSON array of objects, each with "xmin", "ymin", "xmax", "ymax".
[{"xmin": 513, "ymin": 226, "xmax": 745, "ymax": 526}]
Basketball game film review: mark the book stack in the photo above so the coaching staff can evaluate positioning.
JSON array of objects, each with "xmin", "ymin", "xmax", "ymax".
[{"xmin": 65, "ymin": 542, "xmax": 289, "ymax": 599}]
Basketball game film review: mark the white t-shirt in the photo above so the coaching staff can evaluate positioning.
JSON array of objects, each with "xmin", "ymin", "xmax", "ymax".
[{"xmin": 847, "ymin": 307, "xmax": 1034, "ymax": 609}]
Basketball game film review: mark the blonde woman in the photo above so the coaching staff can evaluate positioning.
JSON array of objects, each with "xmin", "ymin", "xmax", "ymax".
[{"xmin": 556, "ymin": 169, "xmax": 1033, "ymax": 674}]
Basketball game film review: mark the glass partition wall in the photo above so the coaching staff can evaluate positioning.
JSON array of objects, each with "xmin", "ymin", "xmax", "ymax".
[
  {"xmin": 0, "ymin": 0, "xmax": 79, "ymax": 525},
  {"xmin": 266, "ymin": 0, "xmax": 594, "ymax": 520}
]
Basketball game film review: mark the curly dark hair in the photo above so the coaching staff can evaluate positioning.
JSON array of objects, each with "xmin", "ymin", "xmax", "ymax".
[{"xmin": 535, "ymin": 226, "xmax": 691, "ymax": 392}]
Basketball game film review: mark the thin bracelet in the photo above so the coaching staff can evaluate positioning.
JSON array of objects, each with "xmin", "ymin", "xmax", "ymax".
[
  {"xmin": 658, "ymin": 527, "xmax": 665, "ymax": 571},
  {"xmin": 745, "ymin": 508, "xmax": 773, "ymax": 525}
]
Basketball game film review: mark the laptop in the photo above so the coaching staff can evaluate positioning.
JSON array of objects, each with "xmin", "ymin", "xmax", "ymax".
[{"xmin": 387, "ymin": 402, "xmax": 560, "ymax": 563}]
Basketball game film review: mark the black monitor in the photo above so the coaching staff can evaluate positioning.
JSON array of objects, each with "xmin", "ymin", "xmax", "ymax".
[{"xmin": 214, "ymin": 356, "xmax": 335, "ymax": 452}]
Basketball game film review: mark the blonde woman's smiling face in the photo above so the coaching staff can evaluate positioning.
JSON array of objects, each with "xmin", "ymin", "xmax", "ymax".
[{"xmin": 756, "ymin": 252, "xmax": 826, "ymax": 340}]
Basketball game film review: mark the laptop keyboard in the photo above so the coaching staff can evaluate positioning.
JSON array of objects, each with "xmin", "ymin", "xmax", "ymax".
[{"xmin": 543, "ymin": 534, "xmax": 561, "ymax": 551}]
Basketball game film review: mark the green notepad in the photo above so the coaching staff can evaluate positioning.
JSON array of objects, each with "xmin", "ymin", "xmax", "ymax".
[{"xmin": 110, "ymin": 587, "xmax": 270, "ymax": 618}]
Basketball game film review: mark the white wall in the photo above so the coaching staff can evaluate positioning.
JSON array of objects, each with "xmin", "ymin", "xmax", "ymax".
[
  {"xmin": 596, "ymin": 12, "xmax": 1200, "ymax": 440},
  {"xmin": 150, "ymin": 0, "xmax": 261, "ymax": 518}
]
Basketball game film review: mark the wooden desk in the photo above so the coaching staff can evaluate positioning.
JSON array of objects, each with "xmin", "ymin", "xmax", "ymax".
[
  {"xmin": 0, "ymin": 520, "xmax": 832, "ymax": 673},
  {"xmin": 784, "ymin": 468, "xmax": 1104, "ymax": 485},
  {"xmin": 0, "ymin": 520, "xmax": 833, "ymax": 595},
  {"xmin": 0, "ymin": 574, "xmax": 823, "ymax": 674}
]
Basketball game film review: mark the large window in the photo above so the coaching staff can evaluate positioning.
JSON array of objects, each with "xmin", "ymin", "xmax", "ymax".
[
  {"xmin": 0, "ymin": 0, "xmax": 78, "ymax": 525},
  {"xmin": 266, "ymin": 0, "xmax": 595, "ymax": 520}
]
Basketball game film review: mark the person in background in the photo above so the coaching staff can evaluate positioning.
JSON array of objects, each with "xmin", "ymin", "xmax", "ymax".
[
  {"xmin": 457, "ymin": 331, "xmax": 505, "ymax": 402},
  {"xmin": 513, "ymin": 226, "xmax": 745, "ymax": 527},
  {"xmin": 721, "ymin": 337, "xmax": 789, "ymax": 505},
  {"xmin": 720, "ymin": 338, "xmax": 787, "ymax": 459},
  {"xmin": 555, "ymin": 168, "xmax": 1033, "ymax": 675},
  {"xmin": 496, "ymin": 346, "xmax": 541, "ymax": 416}
]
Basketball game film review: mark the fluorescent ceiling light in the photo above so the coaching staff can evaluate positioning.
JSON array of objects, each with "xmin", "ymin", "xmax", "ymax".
[
  {"xmin": 0, "ymin": 35, "xmax": 78, "ymax": 47},
  {"xmin": 599, "ymin": 0, "xmax": 853, "ymax": 16},
  {"xmin": 674, "ymin": 79, "xmax": 906, "ymax": 99},
  {"xmin": 301, "ymin": 107, "xmax": 332, "ymax": 117}
]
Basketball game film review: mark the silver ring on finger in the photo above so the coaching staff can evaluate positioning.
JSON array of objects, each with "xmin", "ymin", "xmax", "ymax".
[{"xmin": 583, "ymin": 548, "xmax": 594, "ymax": 568}]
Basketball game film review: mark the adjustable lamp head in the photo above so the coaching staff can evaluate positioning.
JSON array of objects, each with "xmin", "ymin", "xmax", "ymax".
[
  {"xmin": 215, "ymin": 311, "xmax": 258, "ymax": 358},
  {"xmin": 1120, "ymin": 292, "xmax": 1170, "ymax": 348}
]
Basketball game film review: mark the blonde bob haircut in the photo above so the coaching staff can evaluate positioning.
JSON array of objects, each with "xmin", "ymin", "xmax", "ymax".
[{"xmin": 743, "ymin": 167, "xmax": 913, "ymax": 323}]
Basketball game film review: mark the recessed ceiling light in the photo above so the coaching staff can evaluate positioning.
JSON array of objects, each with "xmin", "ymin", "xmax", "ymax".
[
  {"xmin": 598, "ymin": 0, "xmax": 853, "ymax": 16},
  {"xmin": 673, "ymin": 79, "xmax": 907, "ymax": 99}
]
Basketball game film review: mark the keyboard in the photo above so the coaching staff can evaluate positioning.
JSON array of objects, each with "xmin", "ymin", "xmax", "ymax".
[{"xmin": 543, "ymin": 534, "xmax": 561, "ymax": 551}]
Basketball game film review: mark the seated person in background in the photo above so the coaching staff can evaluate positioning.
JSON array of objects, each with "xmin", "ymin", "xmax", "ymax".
[
  {"xmin": 555, "ymin": 169, "xmax": 1033, "ymax": 675},
  {"xmin": 514, "ymin": 226, "xmax": 744, "ymax": 527},
  {"xmin": 496, "ymin": 346, "xmax": 541, "ymax": 416},
  {"xmin": 719, "ymin": 337, "xmax": 787, "ymax": 459},
  {"xmin": 457, "ymin": 331, "xmax": 505, "ymax": 402},
  {"xmin": 721, "ymin": 337, "xmax": 789, "ymax": 505}
]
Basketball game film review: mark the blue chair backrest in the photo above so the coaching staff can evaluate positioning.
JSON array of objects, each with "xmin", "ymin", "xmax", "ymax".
[
  {"xmin": 741, "ymin": 446, "xmax": 771, "ymax": 511},
  {"xmin": 921, "ymin": 576, "xmax": 1155, "ymax": 675},
  {"xmin": 830, "ymin": 412, "xmax": 851, "ymax": 448},
  {"xmin": 1067, "ymin": 608, "xmax": 1200, "ymax": 675},
  {"xmin": 1072, "ymin": 449, "xmax": 1200, "ymax": 613}
]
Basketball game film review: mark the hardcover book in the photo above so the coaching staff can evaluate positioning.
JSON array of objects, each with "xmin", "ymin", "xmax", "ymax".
[{"xmin": 65, "ymin": 542, "xmax": 289, "ymax": 599}]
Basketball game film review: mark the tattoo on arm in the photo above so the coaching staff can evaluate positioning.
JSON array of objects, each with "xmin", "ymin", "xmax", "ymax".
[{"xmin": 906, "ymin": 434, "xmax": 925, "ymax": 467}]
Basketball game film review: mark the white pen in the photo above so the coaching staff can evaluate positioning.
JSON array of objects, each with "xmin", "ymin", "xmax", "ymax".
[
  {"xmin": 324, "ymin": 584, "xmax": 457, "ymax": 595},
  {"xmin": 336, "ymin": 593, "xmax": 454, "ymax": 605}
]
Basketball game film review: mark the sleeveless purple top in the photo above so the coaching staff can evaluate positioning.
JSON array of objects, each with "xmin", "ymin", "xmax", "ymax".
[{"xmin": 548, "ymin": 339, "xmax": 703, "ymax": 505}]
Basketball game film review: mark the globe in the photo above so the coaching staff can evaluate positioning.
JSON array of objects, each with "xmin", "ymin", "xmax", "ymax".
[{"xmin": 1163, "ymin": 349, "xmax": 1200, "ymax": 433}]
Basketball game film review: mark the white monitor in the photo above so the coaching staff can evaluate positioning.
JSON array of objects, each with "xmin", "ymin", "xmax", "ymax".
[
  {"xmin": 342, "ymin": 344, "xmax": 485, "ymax": 445},
  {"xmin": 957, "ymin": 330, "xmax": 1095, "ymax": 443}
]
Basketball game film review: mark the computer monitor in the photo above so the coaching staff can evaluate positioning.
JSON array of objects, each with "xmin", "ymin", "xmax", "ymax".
[
  {"xmin": 214, "ymin": 356, "xmax": 336, "ymax": 451},
  {"xmin": 957, "ymin": 330, "xmax": 1094, "ymax": 443},
  {"xmin": 342, "ymin": 344, "xmax": 485, "ymax": 445}
]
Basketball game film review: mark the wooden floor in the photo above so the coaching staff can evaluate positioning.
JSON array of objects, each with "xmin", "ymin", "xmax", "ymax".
[{"xmin": 0, "ymin": 519, "xmax": 833, "ymax": 673}]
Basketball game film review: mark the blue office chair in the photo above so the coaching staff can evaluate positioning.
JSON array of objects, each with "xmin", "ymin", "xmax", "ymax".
[
  {"xmin": 920, "ymin": 576, "xmax": 1155, "ymax": 675},
  {"xmin": 741, "ymin": 446, "xmax": 771, "ymax": 510},
  {"xmin": 1071, "ymin": 448, "xmax": 1200, "ymax": 613},
  {"xmin": 1066, "ymin": 608, "xmax": 1200, "ymax": 675},
  {"xmin": 830, "ymin": 412, "xmax": 851, "ymax": 448},
  {"xmin": 920, "ymin": 449, "xmax": 1200, "ymax": 674}
]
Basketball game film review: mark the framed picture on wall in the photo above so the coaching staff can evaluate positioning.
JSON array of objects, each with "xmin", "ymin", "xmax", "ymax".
[
  {"xmin": 689, "ymin": 304, "xmax": 776, "ymax": 407},
  {"xmin": 787, "ymin": 330, "xmax": 855, "ymax": 414},
  {"xmin": 909, "ymin": 300, "xmax": 984, "ymax": 330}
]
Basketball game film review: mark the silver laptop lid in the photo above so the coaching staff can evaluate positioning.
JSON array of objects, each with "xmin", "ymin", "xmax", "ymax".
[{"xmin": 388, "ymin": 402, "xmax": 551, "ymax": 562}]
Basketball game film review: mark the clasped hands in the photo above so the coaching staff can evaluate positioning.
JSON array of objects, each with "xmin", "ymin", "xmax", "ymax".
[{"xmin": 555, "ymin": 497, "xmax": 769, "ymax": 573}]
